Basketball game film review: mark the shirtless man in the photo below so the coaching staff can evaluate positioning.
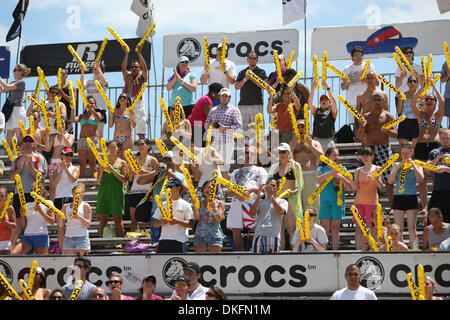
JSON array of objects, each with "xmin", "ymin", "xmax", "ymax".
[
  {"xmin": 356, "ymin": 92, "xmax": 397, "ymax": 207},
  {"xmin": 356, "ymin": 72, "xmax": 389, "ymax": 117},
  {"xmin": 290, "ymin": 119, "xmax": 324, "ymax": 213},
  {"xmin": 28, "ymin": 111, "xmax": 48, "ymax": 155}
]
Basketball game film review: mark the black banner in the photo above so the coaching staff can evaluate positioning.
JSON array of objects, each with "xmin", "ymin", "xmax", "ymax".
[{"xmin": 20, "ymin": 38, "xmax": 151, "ymax": 77}]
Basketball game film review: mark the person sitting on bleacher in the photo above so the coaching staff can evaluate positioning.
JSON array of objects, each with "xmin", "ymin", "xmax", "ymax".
[
  {"xmin": 291, "ymin": 207, "xmax": 328, "ymax": 252},
  {"xmin": 380, "ymin": 224, "xmax": 409, "ymax": 252},
  {"xmin": 422, "ymin": 207, "xmax": 450, "ymax": 251}
]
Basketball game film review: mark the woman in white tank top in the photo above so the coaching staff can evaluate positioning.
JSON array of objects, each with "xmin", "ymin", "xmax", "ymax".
[
  {"xmin": 53, "ymin": 148, "xmax": 80, "ymax": 210},
  {"xmin": 58, "ymin": 184, "xmax": 92, "ymax": 255}
]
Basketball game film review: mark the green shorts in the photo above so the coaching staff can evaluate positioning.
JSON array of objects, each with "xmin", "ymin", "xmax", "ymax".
[{"xmin": 319, "ymin": 201, "xmax": 345, "ymax": 221}]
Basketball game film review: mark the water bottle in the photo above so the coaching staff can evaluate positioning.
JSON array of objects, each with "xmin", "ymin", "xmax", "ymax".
[{"xmin": 413, "ymin": 235, "xmax": 420, "ymax": 251}]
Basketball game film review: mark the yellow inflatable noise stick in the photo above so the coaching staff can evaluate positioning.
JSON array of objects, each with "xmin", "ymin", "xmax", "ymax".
[
  {"xmin": 278, "ymin": 189, "xmax": 292, "ymax": 200},
  {"xmin": 94, "ymin": 37, "xmax": 108, "ymax": 68},
  {"xmin": 30, "ymin": 192, "xmax": 66, "ymax": 219},
  {"xmin": 160, "ymin": 97, "xmax": 173, "ymax": 132},
  {"xmin": 67, "ymin": 45, "xmax": 87, "ymax": 71},
  {"xmin": 86, "ymin": 137, "xmax": 106, "ymax": 168},
  {"xmin": 173, "ymin": 97, "xmax": 182, "ymax": 128},
  {"xmin": 55, "ymin": 97, "xmax": 62, "ymax": 131},
  {"xmin": 303, "ymin": 104, "xmax": 310, "ymax": 144},
  {"xmin": 395, "ymin": 46, "xmax": 416, "ymax": 76},
  {"xmin": 418, "ymin": 74, "xmax": 441, "ymax": 98},
  {"xmin": 40, "ymin": 98, "xmax": 52, "ymax": 134},
  {"xmin": 216, "ymin": 176, "xmax": 250, "ymax": 201},
  {"xmin": 108, "ymin": 26, "xmax": 129, "ymax": 52},
  {"xmin": 308, "ymin": 175, "xmax": 333, "ymax": 205},
  {"xmin": 0, "ymin": 193, "xmax": 13, "ymax": 220},
  {"xmin": 165, "ymin": 188, "xmax": 174, "ymax": 220},
  {"xmin": 18, "ymin": 120, "xmax": 27, "ymax": 138},
  {"xmin": 288, "ymin": 104, "xmax": 301, "ymax": 143},
  {"xmin": 444, "ymin": 41, "xmax": 450, "ymax": 70},
  {"xmin": 372, "ymin": 153, "xmax": 399, "ymax": 180},
  {"xmin": 57, "ymin": 68, "xmax": 63, "ymax": 89},
  {"xmin": 360, "ymin": 59, "xmax": 371, "ymax": 80},
  {"xmin": 386, "ymin": 236, "xmax": 393, "ymax": 251},
  {"xmin": 313, "ymin": 55, "xmax": 319, "ymax": 88},
  {"xmin": 182, "ymin": 167, "xmax": 200, "ymax": 209},
  {"xmin": 398, "ymin": 162, "xmax": 412, "ymax": 194},
  {"xmin": 376, "ymin": 203, "xmax": 383, "ymax": 240},
  {"xmin": 2, "ymin": 139, "xmax": 14, "ymax": 162},
  {"xmin": 36, "ymin": 66, "xmax": 50, "ymax": 92},
  {"xmin": 19, "ymin": 279, "xmax": 35, "ymax": 300},
  {"xmin": 417, "ymin": 264, "xmax": 425, "ymax": 299},
  {"xmin": 392, "ymin": 52, "xmax": 405, "ymax": 72},
  {"xmin": 27, "ymin": 261, "xmax": 38, "ymax": 291},
  {"xmin": 124, "ymin": 149, "xmax": 141, "ymax": 174},
  {"xmin": 351, "ymin": 205, "xmax": 379, "ymax": 251},
  {"xmin": 0, "ymin": 271, "xmax": 22, "ymax": 300},
  {"xmin": 15, "ymin": 174, "xmax": 28, "ymax": 215},
  {"xmin": 34, "ymin": 77, "xmax": 41, "ymax": 100},
  {"xmin": 69, "ymin": 280, "xmax": 84, "ymax": 300},
  {"xmin": 203, "ymin": 36, "xmax": 210, "ymax": 72},
  {"xmin": 154, "ymin": 194, "xmax": 170, "ymax": 221},
  {"xmin": 100, "ymin": 137, "xmax": 110, "ymax": 167},
  {"xmin": 12, "ymin": 136, "xmax": 19, "ymax": 157},
  {"xmin": 296, "ymin": 217, "xmax": 306, "ymax": 241},
  {"xmin": 71, "ymin": 188, "xmax": 82, "ymax": 218},
  {"xmin": 321, "ymin": 51, "xmax": 328, "ymax": 90},
  {"xmin": 304, "ymin": 210, "xmax": 310, "ymax": 240},
  {"xmin": 207, "ymin": 170, "xmax": 219, "ymax": 211},
  {"xmin": 336, "ymin": 180, "xmax": 343, "ymax": 206},
  {"xmin": 170, "ymin": 136, "xmax": 200, "ymax": 162},
  {"xmin": 128, "ymin": 82, "xmax": 147, "ymax": 112},
  {"xmin": 204, "ymin": 126, "xmax": 213, "ymax": 157},
  {"xmin": 29, "ymin": 115, "xmax": 35, "ymax": 137},
  {"xmin": 413, "ymin": 159, "xmax": 439, "ymax": 172},
  {"xmin": 154, "ymin": 138, "xmax": 168, "ymax": 157},
  {"xmin": 94, "ymin": 80, "xmax": 115, "ymax": 113},
  {"xmin": 287, "ymin": 70, "xmax": 304, "ymax": 88},
  {"xmin": 35, "ymin": 171, "xmax": 43, "ymax": 207},
  {"xmin": 273, "ymin": 50, "xmax": 284, "ymax": 83},
  {"xmin": 76, "ymin": 79, "xmax": 89, "ymax": 110},
  {"xmin": 26, "ymin": 94, "xmax": 43, "ymax": 112},
  {"xmin": 136, "ymin": 22, "xmax": 156, "ymax": 52},
  {"xmin": 376, "ymin": 74, "xmax": 406, "ymax": 100},
  {"xmin": 219, "ymin": 37, "xmax": 227, "ymax": 72},
  {"xmin": 269, "ymin": 114, "xmax": 278, "ymax": 129},
  {"xmin": 338, "ymin": 95, "xmax": 367, "ymax": 126},
  {"xmin": 382, "ymin": 115, "xmax": 406, "ymax": 130},
  {"xmin": 427, "ymin": 54, "xmax": 433, "ymax": 84},
  {"xmin": 406, "ymin": 273, "xmax": 420, "ymax": 300},
  {"xmin": 246, "ymin": 70, "xmax": 276, "ymax": 95},
  {"xmin": 421, "ymin": 56, "xmax": 428, "ymax": 80},
  {"xmin": 319, "ymin": 155, "xmax": 353, "ymax": 180},
  {"xmin": 287, "ymin": 51, "xmax": 295, "ymax": 70},
  {"xmin": 255, "ymin": 113, "xmax": 264, "ymax": 154},
  {"xmin": 277, "ymin": 177, "xmax": 287, "ymax": 197},
  {"xmin": 327, "ymin": 62, "xmax": 350, "ymax": 82}
]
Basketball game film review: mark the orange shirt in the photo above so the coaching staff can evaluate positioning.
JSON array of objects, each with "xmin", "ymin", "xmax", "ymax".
[
  {"xmin": 355, "ymin": 167, "xmax": 379, "ymax": 205},
  {"xmin": 0, "ymin": 221, "xmax": 11, "ymax": 242},
  {"xmin": 276, "ymin": 103, "xmax": 299, "ymax": 131}
]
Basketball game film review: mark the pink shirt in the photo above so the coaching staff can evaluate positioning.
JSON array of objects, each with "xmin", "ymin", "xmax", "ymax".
[{"xmin": 188, "ymin": 95, "xmax": 212, "ymax": 127}]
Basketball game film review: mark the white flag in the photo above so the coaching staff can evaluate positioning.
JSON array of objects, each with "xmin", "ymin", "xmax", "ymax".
[
  {"xmin": 131, "ymin": 0, "xmax": 156, "ymax": 38},
  {"xmin": 436, "ymin": 0, "xmax": 450, "ymax": 13},
  {"xmin": 282, "ymin": 0, "xmax": 306, "ymax": 26}
]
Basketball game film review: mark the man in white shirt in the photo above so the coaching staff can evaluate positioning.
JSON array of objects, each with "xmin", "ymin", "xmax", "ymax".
[
  {"xmin": 200, "ymin": 43, "xmax": 236, "ymax": 89},
  {"xmin": 170, "ymin": 262, "xmax": 208, "ymax": 300},
  {"xmin": 330, "ymin": 264, "xmax": 377, "ymax": 300}
]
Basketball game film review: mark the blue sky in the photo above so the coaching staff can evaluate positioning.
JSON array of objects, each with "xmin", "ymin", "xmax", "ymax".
[{"xmin": 0, "ymin": 0, "xmax": 449, "ymax": 138}]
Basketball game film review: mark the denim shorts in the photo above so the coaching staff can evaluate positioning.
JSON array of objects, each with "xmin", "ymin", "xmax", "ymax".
[
  {"xmin": 63, "ymin": 236, "xmax": 91, "ymax": 251},
  {"xmin": 21, "ymin": 234, "xmax": 49, "ymax": 249},
  {"xmin": 193, "ymin": 234, "xmax": 223, "ymax": 248}
]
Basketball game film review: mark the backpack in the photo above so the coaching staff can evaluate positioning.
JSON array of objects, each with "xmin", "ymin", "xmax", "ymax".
[{"xmin": 334, "ymin": 124, "xmax": 355, "ymax": 143}]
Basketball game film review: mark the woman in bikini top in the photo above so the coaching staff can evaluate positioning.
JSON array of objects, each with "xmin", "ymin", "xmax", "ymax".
[{"xmin": 109, "ymin": 93, "xmax": 136, "ymax": 155}]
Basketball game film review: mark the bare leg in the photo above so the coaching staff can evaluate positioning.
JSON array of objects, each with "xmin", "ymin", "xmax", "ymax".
[
  {"xmin": 393, "ymin": 210, "xmax": 406, "ymax": 242},
  {"xmin": 331, "ymin": 219, "xmax": 341, "ymax": 250},
  {"xmin": 207, "ymin": 245, "xmax": 222, "ymax": 253},
  {"xmin": 232, "ymin": 228, "xmax": 243, "ymax": 251},
  {"xmin": 194, "ymin": 245, "xmax": 207, "ymax": 253},
  {"xmin": 406, "ymin": 210, "xmax": 418, "ymax": 250},
  {"xmin": 98, "ymin": 214, "xmax": 109, "ymax": 238},
  {"xmin": 113, "ymin": 215, "xmax": 124, "ymax": 237},
  {"xmin": 129, "ymin": 207, "xmax": 138, "ymax": 232}
]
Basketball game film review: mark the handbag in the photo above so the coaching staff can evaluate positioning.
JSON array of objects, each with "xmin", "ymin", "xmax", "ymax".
[
  {"xmin": 135, "ymin": 197, "xmax": 153, "ymax": 223},
  {"xmin": 123, "ymin": 240, "xmax": 150, "ymax": 253},
  {"xmin": 2, "ymin": 97, "xmax": 16, "ymax": 124}
]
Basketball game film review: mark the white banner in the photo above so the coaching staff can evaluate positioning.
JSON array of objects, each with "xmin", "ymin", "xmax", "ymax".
[
  {"xmin": 131, "ymin": 0, "xmax": 156, "ymax": 38},
  {"xmin": 0, "ymin": 252, "xmax": 449, "ymax": 297},
  {"xmin": 163, "ymin": 29, "xmax": 299, "ymax": 68},
  {"xmin": 282, "ymin": 0, "xmax": 306, "ymax": 26},
  {"xmin": 311, "ymin": 20, "xmax": 450, "ymax": 60}
]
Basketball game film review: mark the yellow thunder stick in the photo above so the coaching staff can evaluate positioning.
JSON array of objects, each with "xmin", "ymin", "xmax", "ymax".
[
  {"xmin": 219, "ymin": 37, "xmax": 227, "ymax": 72},
  {"xmin": 304, "ymin": 210, "xmax": 310, "ymax": 240},
  {"xmin": 386, "ymin": 236, "xmax": 393, "ymax": 251},
  {"xmin": 2, "ymin": 139, "xmax": 14, "ymax": 162},
  {"xmin": 376, "ymin": 74, "xmax": 406, "ymax": 100},
  {"xmin": 160, "ymin": 98, "xmax": 173, "ymax": 132},
  {"xmin": 296, "ymin": 218, "xmax": 305, "ymax": 241},
  {"xmin": 108, "ymin": 27, "xmax": 129, "ymax": 53},
  {"xmin": 255, "ymin": 113, "xmax": 264, "ymax": 154},
  {"xmin": 136, "ymin": 22, "xmax": 156, "ymax": 52},
  {"xmin": 336, "ymin": 180, "xmax": 343, "ymax": 206},
  {"xmin": 34, "ymin": 171, "xmax": 43, "ymax": 207},
  {"xmin": 41, "ymin": 98, "xmax": 52, "ymax": 134},
  {"xmin": 124, "ymin": 149, "xmax": 141, "ymax": 174},
  {"xmin": 154, "ymin": 138, "xmax": 168, "ymax": 157},
  {"xmin": 308, "ymin": 175, "xmax": 333, "ymax": 205},
  {"xmin": 327, "ymin": 62, "xmax": 350, "ymax": 81},
  {"xmin": 287, "ymin": 51, "xmax": 295, "ymax": 69},
  {"xmin": 128, "ymin": 82, "xmax": 148, "ymax": 112},
  {"xmin": 427, "ymin": 54, "xmax": 433, "ymax": 84},
  {"xmin": 94, "ymin": 37, "xmax": 108, "ymax": 68},
  {"xmin": 287, "ymin": 70, "xmax": 304, "ymax": 88},
  {"xmin": 26, "ymin": 94, "xmax": 43, "ymax": 112},
  {"xmin": 18, "ymin": 120, "xmax": 27, "ymax": 138},
  {"xmin": 67, "ymin": 81, "xmax": 76, "ymax": 109},
  {"xmin": 204, "ymin": 126, "xmax": 213, "ymax": 157},
  {"xmin": 36, "ymin": 67, "xmax": 50, "ymax": 92},
  {"xmin": 288, "ymin": 104, "xmax": 301, "ymax": 143},
  {"xmin": 15, "ymin": 174, "xmax": 27, "ymax": 215},
  {"xmin": 12, "ymin": 136, "xmax": 19, "ymax": 157},
  {"xmin": 398, "ymin": 162, "xmax": 412, "ymax": 194},
  {"xmin": 203, "ymin": 36, "xmax": 210, "ymax": 72},
  {"xmin": 382, "ymin": 115, "xmax": 406, "ymax": 130},
  {"xmin": 27, "ymin": 261, "xmax": 39, "ymax": 289},
  {"xmin": 69, "ymin": 280, "xmax": 84, "ymax": 300},
  {"xmin": 29, "ymin": 115, "xmax": 35, "ymax": 137},
  {"xmin": 207, "ymin": 170, "xmax": 219, "ymax": 210},
  {"xmin": 418, "ymin": 74, "xmax": 441, "ymax": 98},
  {"xmin": 0, "ymin": 271, "xmax": 22, "ymax": 300},
  {"xmin": 173, "ymin": 97, "xmax": 181, "ymax": 128},
  {"xmin": 55, "ymin": 97, "xmax": 62, "ymax": 131},
  {"xmin": 413, "ymin": 159, "xmax": 439, "ymax": 172},
  {"xmin": 417, "ymin": 264, "xmax": 425, "ymax": 300},
  {"xmin": 246, "ymin": 70, "xmax": 276, "ymax": 95},
  {"xmin": 360, "ymin": 59, "xmax": 371, "ymax": 80},
  {"xmin": 313, "ymin": 55, "xmax": 319, "ymax": 89},
  {"xmin": 277, "ymin": 177, "xmax": 287, "ymax": 197},
  {"xmin": 351, "ymin": 205, "xmax": 379, "ymax": 251},
  {"xmin": 19, "ymin": 279, "xmax": 35, "ymax": 300},
  {"xmin": 338, "ymin": 95, "xmax": 367, "ymax": 127},
  {"xmin": 372, "ymin": 153, "xmax": 399, "ymax": 180},
  {"xmin": 76, "ymin": 79, "xmax": 89, "ymax": 110},
  {"xmin": 303, "ymin": 104, "xmax": 310, "ymax": 144},
  {"xmin": 376, "ymin": 203, "xmax": 383, "ymax": 240},
  {"xmin": 94, "ymin": 80, "xmax": 114, "ymax": 113},
  {"xmin": 421, "ymin": 56, "xmax": 428, "ymax": 80},
  {"xmin": 86, "ymin": 137, "xmax": 107, "ymax": 167},
  {"xmin": 170, "ymin": 136, "xmax": 200, "ymax": 162},
  {"xmin": 395, "ymin": 46, "xmax": 416, "ymax": 76},
  {"xmin": 30, "ymin": 192, "xmax": 66, "ymax": 219},
  {"xmin": 269, "ymin": 115, "xmax": 278, "ymax": 129},
  {"xmin": 392, "ymin": 52, "xmax": 405, "ymax": 72},
  {"xmin": 444, "ymin": 41, "xmax": 450, "ymax": 70},
  {"xmin": 154, "ymin": 194, "xmax": 170, "ymax": 221},
  {"xmin": 273, "ymin": 50, "xmax": 284, "ymax": 83},
  {"xmin": 71, "ymin": 187, "xmax": 82, "ymax": 218},
  {"xmin": 182, "ymin": 167, "xmax": 200, "ymax": 209},
  {"xmin": 34, "ymin": 77, "xmax": 41, "ymax": 100},
  {"xmin": 278, "ymin": 189, "xmax": 292, "ymax": 200},
  {"xmin": 100, "ymin": 137, "xmax": 111, "ymax": 169},
  {"xmin": 319, "ymin": 155, "xmax": 353, "ymax": 180},
  {"xmin": 165, "ymin": 188, "xmax": 174, "ymax": 220},
  {"xmin": 216, "ymin": 176, "xmax": 250, "ymax": 201},
  {"xmin": 406, "ymin": 273, "xmax": 420, "ymax": 300},
  {"xmin": 321, "ymin": 51, "xmax": 328, "ymax": 89},
  {"xmin": 57, "ymin": 68, "xmax": 63, "ymax": 89},
  {"xmin": 68, "ymin": 45, "xmax": 87, "ymax": 71},
  {"xmin": 0, "ymin": 193, "xmax": 13, "ymax": 220}
]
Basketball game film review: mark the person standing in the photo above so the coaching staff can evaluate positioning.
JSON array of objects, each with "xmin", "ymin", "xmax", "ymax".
[
  {"xmin": 394, "ymin": 46, "xmax": 424, "ymax": 107},
  {"xmin": 440, "ymin": 59, "xmax": 450, "ymax": 128},
  {"xmin": 200, "ymin": 43, "xmax": 236, "ymax": 89},
  {"xmin": 330, "ymin": 264, "xmax": 377, "ymax": 300},
  {"xmin": 52, "ymin": 148, "xmax": 80, "ymax": 210}
]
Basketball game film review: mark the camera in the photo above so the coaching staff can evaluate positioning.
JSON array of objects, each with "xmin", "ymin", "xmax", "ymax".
[
  {"xmin": 160, "ymin": 164, "xmax": 167, "ymax": 170},
  {"xmin": 213, "ymin": 121, "xmax": 220, "ymax": 129}
]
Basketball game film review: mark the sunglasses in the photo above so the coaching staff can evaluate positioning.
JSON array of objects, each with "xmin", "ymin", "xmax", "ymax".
[
  {"xmin": 138, "ymin": 143, "xmax": 147, "ymax": 146},
  {"xmin": 408, "ymin": 80, "xmax": 418, "ymax": 83},
  {"xmin": 372, "ymin": 98, "xmax": 383, "ymax": 102},
  {"xmin": 205, "ymin": 292, "xmax": 216, "ymax": 298},
  {"xmin": 50, "ymin": 91, "xmax": 60, "ymax": 95},
  {"xmin": 93, "ymin": 293, "xmax": 105, "ymax": 298},
  {"xmin": 353, "ymin": 53, "xmax": 363, "ymax": 57},
  {"xmin": 180, "ymin": 61, "xmax": 189, "ymax": 64},
  {"xmin": 175, "ymin": 282, "xmax": 188, "ymax": 288},
  {"xmin": 130, "ymin": 66, "xmax": 140, "ymax": 69},
  {"xmin": 23, "ymin": 139, "xmax": 34, "ymax": 143},
  {"xmin": 119, "ymin": 96, "xmax": 128, "ymax": 100},
  {"xmin": 404, "ymin": 51, "xmax": 413, "ymax": 54},
  {"xmin": 75, "ymin": 264, "xmax": 88, "ymax": 269},
  {"xmin": 425, "ymin": 97, "xmax": 436, "ymax": 101},
  {"xmin": 106, "ymin": 280, "xmax": 121, "ymax": 285},
  {"xmin": 50, "ymin": 296, "xmax": 64, "ymax": 300}
]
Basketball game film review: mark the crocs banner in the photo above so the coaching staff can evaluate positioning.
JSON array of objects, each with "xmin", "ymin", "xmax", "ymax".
[{"xmin": 311, "ymin": 20, "xmax": 450, "ymax": 60}]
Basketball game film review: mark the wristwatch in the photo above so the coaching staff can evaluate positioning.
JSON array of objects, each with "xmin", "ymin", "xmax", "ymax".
[
  {"xmin": 326, "ymin": 87, "xmax": 330, "ymax": 91},
  {"xmin": 224, "ymin": 70, "xmax": 228, "ymax": 75}
]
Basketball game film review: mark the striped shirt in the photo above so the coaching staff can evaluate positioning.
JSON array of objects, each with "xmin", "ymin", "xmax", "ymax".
[{"xmin": 204, "ymin": 103, "xmax": 242, "ymax": 144}]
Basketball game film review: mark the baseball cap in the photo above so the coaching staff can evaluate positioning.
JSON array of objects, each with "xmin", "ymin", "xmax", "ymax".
[
  {"xmin": 219, "ymin": 88, "xmax": 231, "ymax": 96},
  {"xmin": 23, "ymin": 134, "xmax": 35, "ymax": 142},
  {"xmin": 178, "ymin": 56, "xmax": 189, "ymax": 63},
  {"xmin": 184, "ymin": 262, "xmax": 200, "ymax": 273},
  {"xmin": 143, "ymin": 274, "xmax": 156, "ymax": 283},
  {"xmin": 372, "ymin": 91, "xmax": 384, "ymax": 99},
  {"xmin": 320, "ymin": 94, "xmax": 330, "ymax": 101},
  {"xmin": 163, "ymin": 151, "xmax": 174, "ymax": 159},
  {"xmin": 217, "ymin": 43, "xmax": 227, "ymax": 50},
  {"xmin": 276, "ymin": 143, "xmax": 291, "ymax": 152},
  {"xmin": 61, "ymin": 148, "xmax": 74, "ymax": 155},
  {"xmin": 166, "ymin": 177, "xmax": 182, "ymax": 188},
  {"xmin": 175, "ymin": 275, "xmax": 190, "ymax": 286}
]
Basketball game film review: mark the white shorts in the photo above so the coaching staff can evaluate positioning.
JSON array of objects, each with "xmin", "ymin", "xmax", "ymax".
[
  {"xmin": 6, "ymin": 106, "xmax": 27, "ymax": 130},
  {"xmin": 226, "ymin": 199, "xmax": 244, "ymax": 230},
  {"xmin": 239, "ymin": 105, "xmax": 263, "ymax": 131},
  {"xmin": 0, "ymin": 240, "xmax": 12, "ymax": 251}
]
